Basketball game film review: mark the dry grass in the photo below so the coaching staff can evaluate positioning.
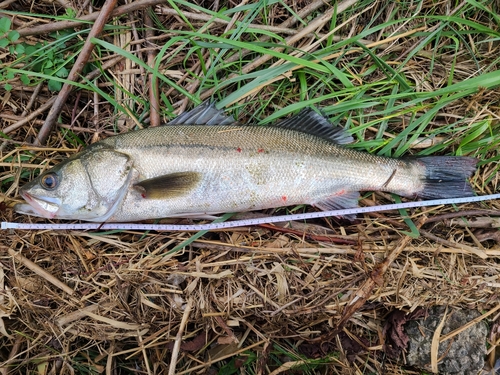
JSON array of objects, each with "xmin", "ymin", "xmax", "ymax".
[{"xmin": 1, "ymin": 0, "xmax": 500, "ymax": 374}]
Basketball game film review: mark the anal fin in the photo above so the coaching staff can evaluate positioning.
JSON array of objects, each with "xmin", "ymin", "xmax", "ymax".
[
  {"xmin": 312, "ymin": 191, "xmax": 359, "ymax": 221},
  {"xmin": 134, "ymin": 172, "xmax": 201, "ymax": 199}
]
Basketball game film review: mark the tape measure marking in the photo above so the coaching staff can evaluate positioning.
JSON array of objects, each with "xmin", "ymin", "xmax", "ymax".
[{"xmin": 2, "ymin": 194, "xmax": 499, "ymax": 231}]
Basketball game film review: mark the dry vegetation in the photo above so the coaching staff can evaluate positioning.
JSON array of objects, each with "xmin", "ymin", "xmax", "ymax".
[{"xmin": 1, "ymin": 0, "xmax": 500, "ymax": 374}]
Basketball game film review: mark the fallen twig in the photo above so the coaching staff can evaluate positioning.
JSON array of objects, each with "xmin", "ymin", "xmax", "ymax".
[
  {"xmin": 7, "ymin": 0, "xmax": 168, "ymax": 37},
  {"xmin": 2, "ymin": 97, "xmax": 56, "ymax": 135},
  {"xmin": 168, "ymin": 297, "xmax": 194, "ymax": 375},
  {"xmin": 8, "ymin": 248, "xmax": 75, "ymax": 295},
  {"xmin": 447, "ymin": 216, "xmax": 500, "ymax": 228},
  {"xmin": 419, "ymin": 229, "xmax": 487, "ymax": 259},
  {"xmin": 257, "ymin": 223, "xmax": 356, "ymax": 245},
  {"xmin": 144, "ymin": 9, "xmax": 161, "ymax": 127},
  {"xmin": 34, "ymin": 0, "xmax": 119, "ymax": 145},
  {"xmin": 425, "ymin": 209, "xmax": 500, "ymax": 223}
]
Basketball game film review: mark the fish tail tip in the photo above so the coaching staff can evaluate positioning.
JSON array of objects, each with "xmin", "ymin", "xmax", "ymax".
[{"xmin": 415, "ymin": 156, "xmax": 477, "ymax": 199}]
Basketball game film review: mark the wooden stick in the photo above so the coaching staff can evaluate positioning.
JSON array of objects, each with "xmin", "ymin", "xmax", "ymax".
[
  {"xmin": 34, "ymin": 0, "xmax": 119, "ymax": 145},
  {"xmin": 144, "ymin": 9, "xmax": 161, "ymax": 127},
  {"xmin": 168, "ymin": 297, "xmax": 194, "ymax": 375},
  {"xmin": 10, "ymin": 0, "xmax": 168, "ymax": 37},
  {"xmin": 8, "ymin": 249, "xmax": 74, "ymax": 295}
]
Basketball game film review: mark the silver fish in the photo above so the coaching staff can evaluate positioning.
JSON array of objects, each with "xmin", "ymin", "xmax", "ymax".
[{"xmin": 15, "ymin": 102, "xmax": 477, "ymax": 222}]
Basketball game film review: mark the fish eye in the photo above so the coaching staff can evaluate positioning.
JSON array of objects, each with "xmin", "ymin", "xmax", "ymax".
[{"xmin": 41, "ymin": 173, "xmax": 59, "ymax": 190}]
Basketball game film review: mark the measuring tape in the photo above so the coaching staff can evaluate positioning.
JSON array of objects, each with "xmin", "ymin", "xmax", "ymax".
[{"xmin": 2, "ymin": 193, "xmax": 499, "ymax": 231}]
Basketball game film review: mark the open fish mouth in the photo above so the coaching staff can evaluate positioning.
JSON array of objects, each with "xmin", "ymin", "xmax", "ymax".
[{"xmin": 16, "ymin": 192, "xmax": 61, "ymax": 219}]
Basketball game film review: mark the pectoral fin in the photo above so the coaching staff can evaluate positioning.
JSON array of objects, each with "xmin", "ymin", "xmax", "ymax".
[{"xmin": 134, "ymin": 172, "xmax": 201, "ymax": 199}]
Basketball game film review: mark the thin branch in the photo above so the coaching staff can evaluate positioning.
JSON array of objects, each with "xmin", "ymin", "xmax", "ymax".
[
  {"xmin": 6, "ymin": 0, "xmax": 169, "ymax": 37},
  {"xmin": 156, "ymin": 6, "xmax": 320, "ymax": 37},
  {"xmin": 168, "ymin": 297, "xmax": 194, "ymax": 375},
  {"xmin": 34, "ymin": 0, "xmax": 120, "ymax": 145},
  {"xmin": 425, "ymin": 209, "xmax": 500, "ymax": 223},
  {"xmin": 145, "ymin": 9, "xmax": 161, "ymax": 127},
  {"xmin": 0, "ymin": 0, "xmax": 16, "ymax": 9},
  {"xmin": 420, "ymin": 229, "xmax": 487, "ymax": 259},
  {"xmin": 2, "ymin": 96, "xmax": 56, "ymax": 135},
  {"xmin": 8, "ymin": 248, "xmax": 75, "ymax": 295},
  {"xmin": 21, "ymin": 82, "xmax": 44, "ymax": 117},
  {"xmin": 257, "ymin": 223, "xmax": 357, "ymax": 245}
]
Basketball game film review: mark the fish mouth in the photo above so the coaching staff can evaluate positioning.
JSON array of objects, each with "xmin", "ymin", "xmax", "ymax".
[{"xmin": 18, "ymin": 192, "xmax": 61, "ymax": 219}]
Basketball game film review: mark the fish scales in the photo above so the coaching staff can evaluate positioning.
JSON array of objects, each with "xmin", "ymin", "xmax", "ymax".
[{"xmin": 97, "ymin": 125, "xmax": 415, "ymax": 222}]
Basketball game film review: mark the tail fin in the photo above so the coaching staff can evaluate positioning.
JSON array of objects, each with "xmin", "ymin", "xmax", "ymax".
[{"xmin": 415, "ymin": 156, "xmax": 477, "ymax": 199}]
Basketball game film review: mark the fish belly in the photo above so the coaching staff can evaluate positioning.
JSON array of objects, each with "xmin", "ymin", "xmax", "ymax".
[{"xmin": 107, "ymin": 152, "xmax": 341, "ymax": 221}]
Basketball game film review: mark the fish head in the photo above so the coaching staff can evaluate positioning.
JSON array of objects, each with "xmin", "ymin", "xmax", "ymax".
[{"xmin": 16, "ymin": 145, "xmax": 133, "ymax": 221}]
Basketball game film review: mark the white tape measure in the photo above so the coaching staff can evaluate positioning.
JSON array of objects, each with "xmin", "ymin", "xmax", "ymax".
[{"xmin": 2, "ymin": 194, "xmax": 499, "ymax": 231}]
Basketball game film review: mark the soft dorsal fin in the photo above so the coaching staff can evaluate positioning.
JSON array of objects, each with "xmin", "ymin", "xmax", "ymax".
[
  {"xmin": 134, "ymin": 172, "xmax": 201, "ymax": 199},
  {"xmin": 167, "ymin": 100, "xmax": 237, "ymax": 126},
  {"xmin": 274, "ymin": 108, "xmax": 353, "ymax": 144}
]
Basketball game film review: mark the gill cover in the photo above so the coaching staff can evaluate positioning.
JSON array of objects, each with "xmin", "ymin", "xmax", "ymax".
[{"xmin": 17, "ymin": 146, "xmax": 133, "ymax": 221}]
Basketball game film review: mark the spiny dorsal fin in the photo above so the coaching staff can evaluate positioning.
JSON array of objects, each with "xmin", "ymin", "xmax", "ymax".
[
  {"xmin": 134, "ymin": 172, "xmax": 201, "ymax": 199},
  {"xmin": 167, "ymin": 101, "xmax": 237, "ymax": 126},
  {"xmin": 274, "ymin": 108, "xmax": 353, "ymax": 144}
]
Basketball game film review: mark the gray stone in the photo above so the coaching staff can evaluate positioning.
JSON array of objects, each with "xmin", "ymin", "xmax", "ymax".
[{"xmin": 405, "ymin": 306, "xmax": 487, "ymax": 375}]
